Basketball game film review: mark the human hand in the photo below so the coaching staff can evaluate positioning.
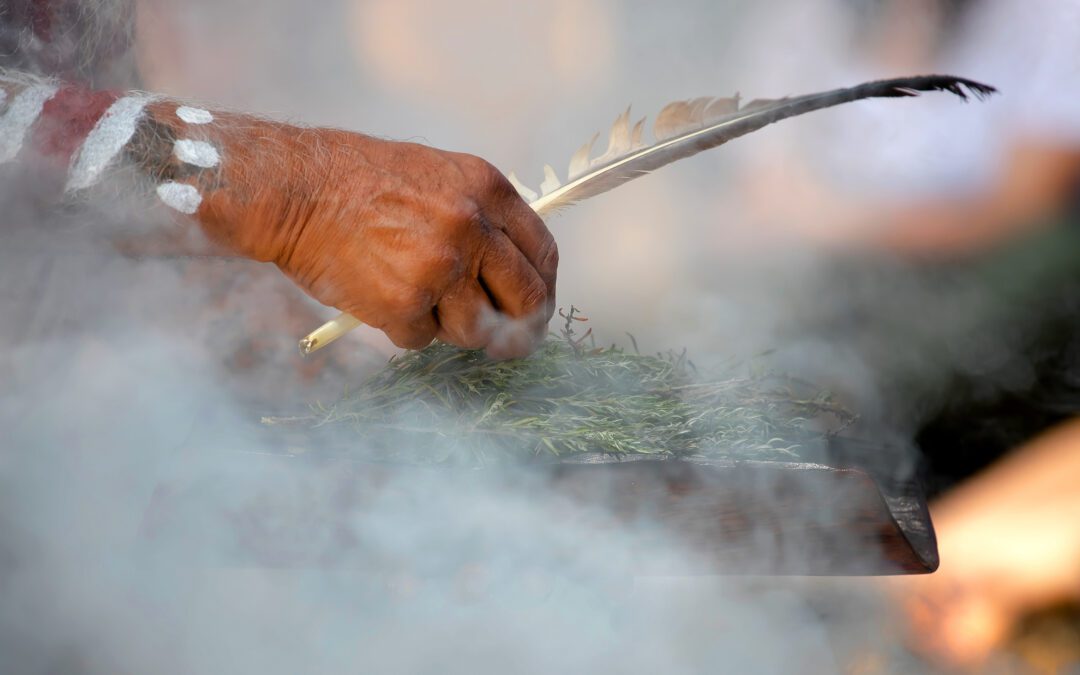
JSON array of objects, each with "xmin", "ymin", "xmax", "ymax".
[
  {"xmin": 885, "ymin": 417, "xmax": 1080, "ymax": 669},
  {"xmin": 180, "ymin": 119, "xmax": 558, "ymax": 358}
]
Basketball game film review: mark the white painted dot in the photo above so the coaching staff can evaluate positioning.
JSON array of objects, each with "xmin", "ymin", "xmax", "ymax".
[
  {"xmin": 156, "ymin": 181, "xmax": 202, "ymax": 214},
  {"xmin": 176, "ymin": 106, "xmax": 214, "ymax": 124},
  {"xmin": 174, "ymin": 139, "xmax": 220, "ymax": 168}
]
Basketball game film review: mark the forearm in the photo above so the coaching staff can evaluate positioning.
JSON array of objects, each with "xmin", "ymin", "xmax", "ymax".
[
  {"xmin": 1, "ymin": 68, "xmax": 558, "ymax": 357},
  {"xmin": 0, "ymin": 69, "xmax": 318, "ymax": 262}
]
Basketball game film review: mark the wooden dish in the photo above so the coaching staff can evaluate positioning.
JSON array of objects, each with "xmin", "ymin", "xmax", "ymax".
[{"xmin": 139, "ymin": 422, "xmax": 936, "ymax": 576}]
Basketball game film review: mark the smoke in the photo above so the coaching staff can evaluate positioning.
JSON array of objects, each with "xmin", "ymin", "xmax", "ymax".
[
  {"xmin": 0, "ymin": 132, "xmax": 860, "ymax": 675},
  {"xmin": 0, "ymin": 0, "xmax": 139, "ymax": 88},
  {"xmin": 1, "ymin": 0, "xmax": 1066, "ymax": 672},
  {"xmin": 0, "ymin": 210, "xmax": 855, "ymax": 672}
]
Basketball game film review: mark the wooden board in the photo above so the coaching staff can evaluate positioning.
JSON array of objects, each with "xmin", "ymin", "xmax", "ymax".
[
  {"xmin": 549, "ymin": 454, "xmax": 937, "ymax": 575},
  {"xmin": 139, "ymin": 427, "xmax": 937, "ymax": 576}
]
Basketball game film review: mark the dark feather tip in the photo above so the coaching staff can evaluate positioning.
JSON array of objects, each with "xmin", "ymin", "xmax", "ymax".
[
  {"xmin": 933, "ymin": 76, "xmax": 998, "ymax": 101},
  {"xmin": 884, "ymin": 75, "xmax": 997, "ymax": 102}
]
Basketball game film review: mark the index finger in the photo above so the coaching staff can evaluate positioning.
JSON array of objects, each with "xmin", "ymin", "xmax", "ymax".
[{"xmin": 485, "ymin": 178, "xmax": 559, "ymax": 318}]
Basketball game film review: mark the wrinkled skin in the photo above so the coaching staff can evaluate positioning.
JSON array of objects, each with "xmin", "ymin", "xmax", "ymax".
[{"xmin": 169, "ymin": 106, "xmax": 559, "ymax": 359}]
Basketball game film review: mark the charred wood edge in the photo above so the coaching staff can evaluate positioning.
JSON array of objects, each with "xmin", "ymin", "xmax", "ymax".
[
  {"xmin": 549, "ymin": 453, "xmax": 937, "ymax": 575},
  {"xmin": 825, "ymin": 437, "xmax": 939, "ymax": 573}
]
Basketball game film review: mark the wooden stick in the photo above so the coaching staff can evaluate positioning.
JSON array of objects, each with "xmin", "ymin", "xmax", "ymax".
[{"xmin": 298, "ymin": 312, "xmax": 363, "ymax": 355}]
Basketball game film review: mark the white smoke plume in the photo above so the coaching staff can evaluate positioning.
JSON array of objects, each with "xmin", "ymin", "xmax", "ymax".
[{"xmin": 1, "ymin": 0, "xmax": 1065, "ymax": 672}]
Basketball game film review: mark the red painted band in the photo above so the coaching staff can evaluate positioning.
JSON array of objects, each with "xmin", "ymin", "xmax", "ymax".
[{"xmin": 29, "ymin": 85, "xmax": 120, "ymax": 167}]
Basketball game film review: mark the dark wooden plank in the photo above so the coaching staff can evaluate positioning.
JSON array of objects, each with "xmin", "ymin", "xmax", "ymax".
[
  {"xmin": 548, "ymin": 455, "xmax": 936, "ymax": 574},
  {"xmin": 139, "ymin": 424, "xmax": 937, "ymax": 575}
]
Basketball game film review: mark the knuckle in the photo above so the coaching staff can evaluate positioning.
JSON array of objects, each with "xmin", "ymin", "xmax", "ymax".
[
  {"xmin": 447, "ymin": 197, "xmax": 481, "ymax": 228},
  {"xmin": 488, "ymin": 172, "xmax": 519, "ymax": 202},
  {"xmin": 468, "ymin": 155, "xmax": 500, "ymax": 180},
  {"xmin": 443, "ymin": 303, "xmax": 494, "ymax": 349},
  {"xmin": 442, "ymin": 200, "xmax": 491, "ymax": 246},
  {"xmin": 520, "ymin": 278, "xmax": 549, "ymax": 313},
  {"xmin": 537, "ymin": 236, "xmax": 559, "ymax": 275},
  {"xmin": 463, "ymin": 156, "xmax": 513, "ymax": 198},
  {"xmin": 479, "ymin": 240, "xmax": 507, "ymax": 269},
  {"xmin": 440, "ymin": 194, "xmax": 483, "ymax": 234}
]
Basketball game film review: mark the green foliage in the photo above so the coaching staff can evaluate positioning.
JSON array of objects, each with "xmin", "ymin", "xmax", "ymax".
[{"xmin": 278, "ymin": 308, "xmax": 854, "ymax": 465}]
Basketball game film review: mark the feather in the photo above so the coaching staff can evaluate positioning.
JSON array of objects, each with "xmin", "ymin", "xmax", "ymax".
[
  {"xmin": 630, "ymin": 117, "xmax": 647, "ymax": 150},
  {"xmin": 567, "ymin": 133, "xmax": 599, "ymax": 179},
  {"xmin": 590, "ymin": 106, "xmax": 633, "ymax": 167},
  {"xmin": 522, "ymin": 75, "xmax": 996, "ymax": 216},
  {"xmin": 539, "ymin": 164, "xmax": 562, "ymax": 195},
  {"xmin": 507, "ymin": 171, "xmax": 538, "ymax": 202},
  {"xmin": 705, "ymin": 95, "xmax": 740, "ymax": 119},
  {"xmin": 303, "ymin": 75, "xmax": 996, "ymax": 355}
]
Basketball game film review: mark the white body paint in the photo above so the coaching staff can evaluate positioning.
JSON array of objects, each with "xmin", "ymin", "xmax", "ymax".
[
  {"xmin": 176, "ymin": 106, "xmax": 213, "ymax": 125},
  {"xmin": 174, "ymin": 139, "xmax": 220, "ymax": 168},
  {"xmin": 156, "ymin": 181, "xmax": 202, "ymax": 214},
  {"xmin": 66, "ymin": 93, "xmax": 160, "ymax": 192},
  {"xmin": 0, "ymin": 83, "xmax": 59, "ymax": 163}
]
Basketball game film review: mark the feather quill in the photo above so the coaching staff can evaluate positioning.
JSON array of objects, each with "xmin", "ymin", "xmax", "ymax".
[
  {"xmin": 300, "ymin": 74, "xmax": 995, "ymax": 355},
  {"xmin": 522, "ymin": 74, "xmax": 996, "ymax": 216}
]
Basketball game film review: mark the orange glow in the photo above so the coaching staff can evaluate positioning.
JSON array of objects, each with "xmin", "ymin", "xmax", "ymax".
[
  {"xmin": 347, "ymin": 0, "xmax": 615, "ymax": 117},
  {"xmin": 891, "ymin": 418, "xmax": 1080, "ymax": 668}
]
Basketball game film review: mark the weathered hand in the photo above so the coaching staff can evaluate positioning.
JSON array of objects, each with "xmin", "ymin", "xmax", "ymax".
[
  {"xmin": 189, "ymin": 120, "xmax": 558, "ymax": 358},
  {"xmin": 0, "ymin": 78, "xmax": 558, "ymax": 358}
]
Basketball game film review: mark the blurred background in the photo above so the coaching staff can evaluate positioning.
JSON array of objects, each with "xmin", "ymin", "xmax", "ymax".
[{"xmin": 3, "ymin": 0, "xmax": 1080, "ymax": 672}]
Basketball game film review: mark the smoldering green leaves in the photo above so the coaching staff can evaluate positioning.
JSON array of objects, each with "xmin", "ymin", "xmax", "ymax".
[{"xmin": 277, "ymin": 314, "xmax": 854, "ymax": 466}]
